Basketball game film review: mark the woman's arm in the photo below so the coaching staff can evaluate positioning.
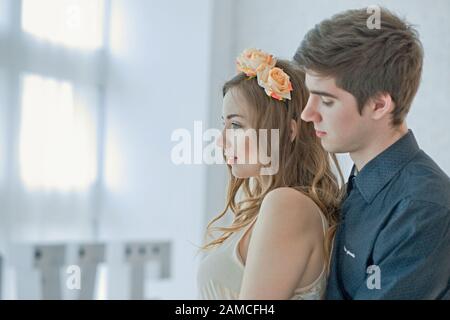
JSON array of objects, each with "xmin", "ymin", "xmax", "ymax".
[{"xmin": 239, "ymin": 187, "xmax": 324, "ymax": 300}]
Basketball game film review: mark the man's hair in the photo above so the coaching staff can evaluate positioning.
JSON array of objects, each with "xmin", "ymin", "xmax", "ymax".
[{"xmin": 294, "ymin": 7, "xmax": 423, "ymax": 126}]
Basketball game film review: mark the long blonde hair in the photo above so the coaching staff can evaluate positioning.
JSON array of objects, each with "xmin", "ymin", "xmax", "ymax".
[{"xmin": 201, "ymin": 59, "xmax": 344, "ymax": 261}]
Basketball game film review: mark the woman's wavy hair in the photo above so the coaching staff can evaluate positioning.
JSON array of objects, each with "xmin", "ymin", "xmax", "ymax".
[{"xmin": 200, "ymin": 59, "xmax": 344, "ymax": 263}]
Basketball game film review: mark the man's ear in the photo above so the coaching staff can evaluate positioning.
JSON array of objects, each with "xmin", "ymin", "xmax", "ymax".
[
  {"xmin": 369, "ymin": 92, "xmax": 394, "ymax": 121},
  {"xmin": 290, "ymin": 119, "xmax": 297, "ymax": 142}
]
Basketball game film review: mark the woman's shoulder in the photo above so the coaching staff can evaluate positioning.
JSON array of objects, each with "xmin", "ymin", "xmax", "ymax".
[
  {"xmin": 262, "ymin": 187, "xmax": 320, "ymax": 215},
  {"xmin": 259, "ymin": 187, "xmax": 325, "ymax": 235}
]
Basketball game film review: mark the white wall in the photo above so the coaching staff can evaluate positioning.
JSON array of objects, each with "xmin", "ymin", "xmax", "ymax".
[
  {"xmin": 0, "ymin": 67, "xmax": 6, "ymax": 251},
  {"xmin": 0, "ymin": 0, "xmax": 9, "ymax": 32},
  {"xmin": 101, "ymin": 0, "xmax": 213, "ymax": 299}
]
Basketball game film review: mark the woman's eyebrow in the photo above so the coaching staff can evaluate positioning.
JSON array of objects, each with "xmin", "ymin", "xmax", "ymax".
[{"xmin": 221, "ymin": 114, "xmax": 244, "ymax": 120}]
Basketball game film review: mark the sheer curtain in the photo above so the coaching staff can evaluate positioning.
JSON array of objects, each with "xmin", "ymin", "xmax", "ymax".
[{"xmin": 0, "ymin": 0, "xmax": 109, "ymax": 256}]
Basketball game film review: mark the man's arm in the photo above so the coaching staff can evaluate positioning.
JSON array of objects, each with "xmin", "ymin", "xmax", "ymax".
[{"xmin": 353, "ymin": 199, "xmax": 450, "ymax": 299}]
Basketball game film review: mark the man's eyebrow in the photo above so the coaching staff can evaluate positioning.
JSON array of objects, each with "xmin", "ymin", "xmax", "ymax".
[
  {"xmin": 221, "ymin": 114, "xmax": 244, "ymax": 120},
  {"xmin": 309, "ymin": 90, "xmax": 339, "ymax": 99}
]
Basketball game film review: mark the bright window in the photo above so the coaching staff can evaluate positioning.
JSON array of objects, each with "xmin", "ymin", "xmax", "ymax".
[
  {"xmin": 21, "ymin": 0, "xmax": 105, "ymax": 50},
  {"xmin": 19, "ymin": 74, "xmax": 98, "ymax": 191}
]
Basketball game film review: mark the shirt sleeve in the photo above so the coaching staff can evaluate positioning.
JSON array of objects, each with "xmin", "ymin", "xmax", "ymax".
[{"xmin": 352, "ymin": 199, "xmax": 450, "ymax": 299}]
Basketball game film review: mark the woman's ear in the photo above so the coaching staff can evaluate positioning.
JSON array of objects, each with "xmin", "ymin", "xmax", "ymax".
[{"xmin": 290, "ymin": 119, "xmax": 298, "ymax": 142}]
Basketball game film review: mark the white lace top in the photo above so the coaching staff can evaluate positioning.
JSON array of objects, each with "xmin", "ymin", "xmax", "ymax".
[{"xmin": 197, "ymin": 211, "xmax": 328, "ymax": 300}]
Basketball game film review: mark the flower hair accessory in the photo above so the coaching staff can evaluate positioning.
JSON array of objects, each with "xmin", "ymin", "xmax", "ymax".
[{"xmin": 236, "ymin": 48, "xmax": 293, "ymax": 101}]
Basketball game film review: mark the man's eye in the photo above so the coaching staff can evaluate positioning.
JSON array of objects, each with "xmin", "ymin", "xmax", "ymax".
[{"xmin": 322, "ymin": 99, "xmax": 334, "ymax": 106}]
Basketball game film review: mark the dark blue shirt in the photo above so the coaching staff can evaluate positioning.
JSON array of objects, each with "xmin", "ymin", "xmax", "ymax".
[{"xmin": 326, "ymin": 130, "xmax": 450, "ymax": 299}]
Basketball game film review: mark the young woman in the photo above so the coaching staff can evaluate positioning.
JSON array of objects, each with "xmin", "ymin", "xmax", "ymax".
[{"xmin": 197, "ymin": 49, "xmax": 343, "ymax": 300}]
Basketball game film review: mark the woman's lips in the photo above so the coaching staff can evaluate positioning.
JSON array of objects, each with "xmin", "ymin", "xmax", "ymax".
[
  {"xmin": 315, "ymin": 130, "xmax": 327, "ymax": 138},
  {"xmin": 226, "ymin": 157, "xmax": 238, "ymax": 165}
]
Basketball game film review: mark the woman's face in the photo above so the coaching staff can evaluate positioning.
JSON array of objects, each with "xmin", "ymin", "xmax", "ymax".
[{"xmin": 217, "ymin": 88, "xmax": 262, "ymax": 179}]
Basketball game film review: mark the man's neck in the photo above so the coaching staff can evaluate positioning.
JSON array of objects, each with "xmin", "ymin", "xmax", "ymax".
[{"xmin": 350, "ymin": 123, "xmax": 409, "ymax": 171}]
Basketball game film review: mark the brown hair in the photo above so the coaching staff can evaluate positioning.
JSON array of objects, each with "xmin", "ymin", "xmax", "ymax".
[
  {"xmin": 294, "ymin": 7, "xmax": 423, "ymax": 126},
  {"xmin": 200, "ymin": 59, "xmax": 344, "ymax": 264}
]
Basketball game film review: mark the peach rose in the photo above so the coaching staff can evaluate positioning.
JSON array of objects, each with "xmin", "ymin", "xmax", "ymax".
[
  {"xmin": 256, "ymin": 62, "xmax": 271, "ymax": 87},
  {"xmin": 257, "ymin": 66, "xmax": 293, "ymax": 101},
  {"xmin": 236, "ymin": 48, "xmax": 276, "ymax": 77}
]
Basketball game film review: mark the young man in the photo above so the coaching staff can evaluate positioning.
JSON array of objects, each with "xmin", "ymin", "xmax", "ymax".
[{"xmin": 294, "ymin": 7, "xmax": 450, "ymax": 299}]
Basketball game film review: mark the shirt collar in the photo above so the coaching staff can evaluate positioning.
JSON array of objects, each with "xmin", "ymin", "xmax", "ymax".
[{"xmin": 352, "ymin": 129, "xmax": 421, "ymax": 203}]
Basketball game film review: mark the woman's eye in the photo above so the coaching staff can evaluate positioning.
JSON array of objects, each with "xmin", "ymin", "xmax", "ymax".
[{"xmin": 220, "ymin": 120, "xmax": 242, "ymax": 129}]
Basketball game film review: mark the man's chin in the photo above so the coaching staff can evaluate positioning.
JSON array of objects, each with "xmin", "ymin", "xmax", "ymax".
[{"xmin": 320, "ymin": 139, "xmax": 343, "ymax": 154}]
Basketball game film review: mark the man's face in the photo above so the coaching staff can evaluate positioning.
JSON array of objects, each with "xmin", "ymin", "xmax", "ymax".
[{"xmin": 301, "ymin": 71, "xmax": 372, "ymax": 154}]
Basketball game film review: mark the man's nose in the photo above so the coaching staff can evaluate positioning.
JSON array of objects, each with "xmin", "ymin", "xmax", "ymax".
[{"xmin": 301, "ymin": 96, "xmax": 322, "ymax": 123}]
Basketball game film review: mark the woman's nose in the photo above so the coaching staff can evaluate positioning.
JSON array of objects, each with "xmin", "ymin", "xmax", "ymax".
[
  {"xmin": 216, "ymin": 133, "xmax": 224, "ymax": 148},
  {"xmin": 216, "ymin": 130, "xmax": 229, "ymax": 149}
]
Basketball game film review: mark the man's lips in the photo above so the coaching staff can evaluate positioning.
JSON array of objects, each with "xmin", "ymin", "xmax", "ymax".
[{"xmin": 315, "ymin": 130, "xmax": 327, "ymax": 138}]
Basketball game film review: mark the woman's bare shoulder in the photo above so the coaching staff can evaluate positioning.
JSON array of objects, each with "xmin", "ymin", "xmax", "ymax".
[{"xmin": 258, "ymin": 187, "xmax": 324, "ymax": 236}]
